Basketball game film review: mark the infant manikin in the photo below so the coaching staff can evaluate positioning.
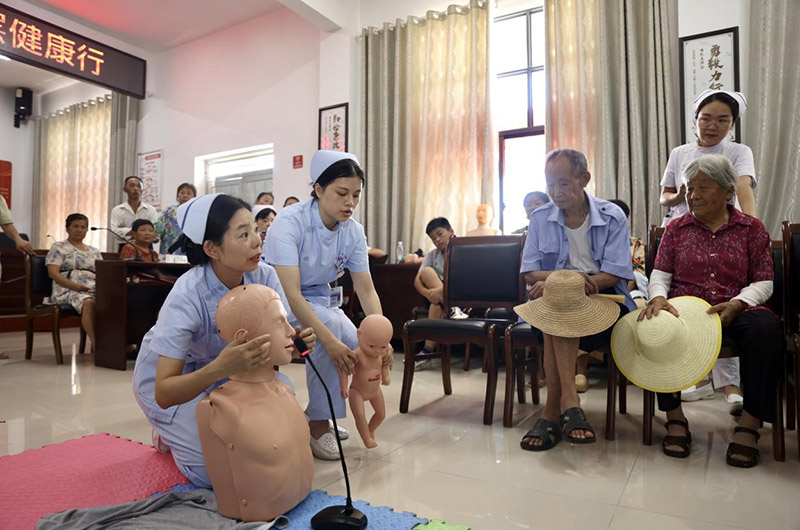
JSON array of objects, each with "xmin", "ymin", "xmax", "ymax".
[
  {"xmin": 196, "ymin": 284, "xmax": 312, "ymax": 522},
  {"xmin": 339, "ymin": 314, "xmax": 394, "ymax": 448}
]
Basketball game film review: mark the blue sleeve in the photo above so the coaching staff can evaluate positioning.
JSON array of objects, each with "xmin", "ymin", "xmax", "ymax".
[
  {"xmin": 345, "ymin": 222, "xmax": 370, "ymax": 273},
  {"xmin": 148, "ymin": 278, "xmax": 204, "ymax": 360},
  {"xmin": 263, "ymin": 213, "xmax": 301, "ymax": 267},
  {"xmin": 520, "ymin": 216, "xmax": 542, "ymax": 274},
  {"xmin": 598, "ymin": 215, "xmax": 635, "ymax": 281},
  {"xmin": 258, "ymin": 263, "xmax": 291, "ymax": 317}
]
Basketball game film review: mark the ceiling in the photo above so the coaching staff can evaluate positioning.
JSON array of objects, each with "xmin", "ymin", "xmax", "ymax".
[
  {"xmin": 22, "ymin": 0, "xmax": 286, "ymax": 53},
  {"xmin": 0, "ymin": 56, "xmax": 75, "ymax": 92}
]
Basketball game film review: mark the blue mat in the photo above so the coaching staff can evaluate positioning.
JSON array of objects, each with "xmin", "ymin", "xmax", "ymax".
[{"xmin": 161, "ymin": 484, "xmax": 427, "ymax": 529}]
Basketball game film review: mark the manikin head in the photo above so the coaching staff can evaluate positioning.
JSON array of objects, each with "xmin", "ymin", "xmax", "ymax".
[
  {"xmin": 476, "ymin": 203, "xmax": 493, "ymax": 226},
  {"xmin": 356, "ymin": 314, "xmax": 393, "ymax": 358},
  {"xmin": 216, "ymin": 285, "xmax": 295, "ymax": 370}
]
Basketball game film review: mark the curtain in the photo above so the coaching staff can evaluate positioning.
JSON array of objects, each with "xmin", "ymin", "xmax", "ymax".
[
  {"xmin": 108, "ymin": 93, "xmax": 139, "ymax": 251},
  {"xmin": 545, "ymin": 0, "xmax": 678, "ymax": 239},
  {"xmin": 360, "ymin": 0, "xmax": 493, "ymax": 255},
  {"xmin": 746, "ymin": 0, "xmax": 800, "ymax": 236},
  {"xmin": 33, "ymin": 96, "xmax": 111, "ymax": 250}
]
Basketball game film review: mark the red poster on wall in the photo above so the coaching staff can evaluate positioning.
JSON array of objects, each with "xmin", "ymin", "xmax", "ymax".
[{"xmin": 0, "ymin": 161, "xmax": 11, "ymax": 208}]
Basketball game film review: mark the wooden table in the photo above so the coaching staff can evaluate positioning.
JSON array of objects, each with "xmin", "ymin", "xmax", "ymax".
[
  {"xmin": 369, "ymin": 262, "xmax": 426, "ymax": 341},
  {"xmin": 94, "ymin": 260, "xmax": 191, "ymax": 370}
]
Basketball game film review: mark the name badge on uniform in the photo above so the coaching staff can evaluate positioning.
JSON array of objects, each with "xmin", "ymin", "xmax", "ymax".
[{"xmin": 329, "ymin": 285, "xmax": 343, "ymax": 308}]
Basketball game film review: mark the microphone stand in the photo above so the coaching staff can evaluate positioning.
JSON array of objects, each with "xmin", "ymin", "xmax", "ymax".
[
  {"xmin": 91, "ymin": 227, "xmax": 142, "ymax": 261},
  {"xmin": 293, "ymin": 338, "xmax": 368, "ymax": 530}
]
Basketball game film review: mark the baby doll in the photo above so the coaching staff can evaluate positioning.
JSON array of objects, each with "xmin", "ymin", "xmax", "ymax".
[{"xmin": 339, "ymin": 314, "xmax": 394, "ymax": 448}]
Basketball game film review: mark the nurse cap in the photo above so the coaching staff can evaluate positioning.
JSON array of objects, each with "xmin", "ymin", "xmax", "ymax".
[
  {"xmin": 177, "ymin": 193, "xmax": 222, "ymax": 244},
  {"xmin": 693, "ymin": 89, "xmax": 747, "ymax": 117},
  {"xmin": 252, "ymin": 205, "xmax": 276, "ymax": 218},
  {"xmin": 310, "ymin": 150, "xmax": 360, "ymax": 185}
]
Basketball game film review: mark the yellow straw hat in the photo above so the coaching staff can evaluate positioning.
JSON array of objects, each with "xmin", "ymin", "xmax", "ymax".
[
  {"xmin": 610, "ymin": 296, "xmax": 721, "ymax": 393},
  {"xmin": 513, "ymin": 270, "xmax": 620, "ymax": 338}
]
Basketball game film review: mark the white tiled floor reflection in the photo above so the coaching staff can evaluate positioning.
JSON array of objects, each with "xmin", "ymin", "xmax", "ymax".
[{"xmin": 1, "ymin": 330, "xmax": 798, "ymax": 529}]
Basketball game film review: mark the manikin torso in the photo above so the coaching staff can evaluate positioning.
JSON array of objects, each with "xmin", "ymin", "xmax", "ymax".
[
  {"xmin": 466, "ymin": 203, "xmax": 499, "ymax": 236},
  {"xmin": 196, "ymin": 284, "xmax": 312, "ymax": 522}
]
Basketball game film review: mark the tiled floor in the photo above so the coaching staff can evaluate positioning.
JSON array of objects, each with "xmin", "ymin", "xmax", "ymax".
[{"xmin": 1, "ymin": 330, "xmax": 798, "ymax": 529}]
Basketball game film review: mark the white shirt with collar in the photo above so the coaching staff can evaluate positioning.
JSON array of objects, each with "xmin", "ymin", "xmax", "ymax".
[{"xmin": 110, "ymin": 201, "xmax": 159, "ymax": 239}]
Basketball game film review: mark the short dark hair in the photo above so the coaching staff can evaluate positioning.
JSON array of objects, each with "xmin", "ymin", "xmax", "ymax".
[
  {"xmin": 524, "ymin": 191, "xmax": 550, "ymax": 205},
  {"xmin": 311, "ymin": 160, "xmax": 365, "ymax": 199},
  {"xmin": 695, "ymin": 92, "xmax": 740, "ymax": 121},
  {"xmin": 426, "ymin": 217, "xmax": 452, "ymax": 235},
  {"xmin": 124, "ymin": 176, "xmax": 142, "ymax": 186},
  {"xmin": 177, "ymin": 183, "xmax": 197, "ymax": 198},
  {"xmin": 182, "ymin": 195, "xmax": 252, "ymax": 265},
  {"xmin": 283, "ymin": 196, "xmax": 300, "ymax": 207},
  {"xmin": 65, "ymin": 213, "xmax": 88, "ymax": 229},
  {"xmin": 256, "ymin": 192, "xmax": 274, "ymax": 202},
  {"xmin": 131, "ymin": 219, "xmax": 154, "ymax": 231},
  {"xmin": 255, "ymin": 206, "xmax": 276, "ymax": 221},
  {"xmin": 609, "ymin": 199, "xmax": 630, "ymax": 218}
]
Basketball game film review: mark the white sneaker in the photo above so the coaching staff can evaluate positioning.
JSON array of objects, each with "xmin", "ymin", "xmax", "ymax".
[
  {"xmin": 681, "ymin": 382, "xmax": 714, "ymax": 402},
  {"xmin": 726, "ymin": 393, "xmax": 744, "ymax": 415},
  {"xmin": 304, "ymin": 412, "xmax": 349, "ymax": 440},
  {"xmin": 310, "ymin": 432, "xmax": 342, "ymax": 461},
  {"xmin": 151, "ymin": 429, "xmax": 170, "ymax": 454},
  {"xmin": 450, "ymin": 307, "xmax": 468, "ymax": 319}
]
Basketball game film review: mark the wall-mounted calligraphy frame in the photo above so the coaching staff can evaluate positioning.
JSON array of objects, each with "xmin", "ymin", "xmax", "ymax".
[
  {"xmin": 0, "ymin": 3, "xmax": 146, "ymax": 99},
  {"xmin": 318, "ymin": 102, "xmax": 348, "ymax": 152},
  {"xmin": 679, "ymin": 26, "xmax": 740, "ymax": 144}
]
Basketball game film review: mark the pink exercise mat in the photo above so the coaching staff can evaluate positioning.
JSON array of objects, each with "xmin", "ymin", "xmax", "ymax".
[{"xmin": 0, "ymin": 433, "xmax": 190, "ymax": 529}]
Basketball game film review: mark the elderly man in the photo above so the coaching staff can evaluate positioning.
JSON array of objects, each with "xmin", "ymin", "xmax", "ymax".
[
  {"xmin": 640, "ymin": 154, "xmax": 780, "ymax": 468},
  {"xmin": 110, "ymin": 176, "xmax": 158, "ymax": 242},
  {"xmin": 519, "ymin": 148, "xmax": 635, "ymax": 451}
]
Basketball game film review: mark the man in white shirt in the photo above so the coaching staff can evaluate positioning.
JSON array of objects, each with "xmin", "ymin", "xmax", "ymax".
[{"xmin": 110, "ymin": 176, "xmax": 159, "ymax": 242}]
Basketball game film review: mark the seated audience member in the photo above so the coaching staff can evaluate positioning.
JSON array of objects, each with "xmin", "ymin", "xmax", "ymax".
[
  {"xmin": 513, "ymin": 191, "xmax": 550, "ymax": 234},
  {"xmin": 413, "ymin": 218, "xmax": 465, "ymax": 358},
  {"xmin": 255, "ymin": 192, "xmax": 275, "ymax": 206},
  {"xmin": 520, "ymin": 148, "xmax": 634, "ymax": 451},
  {"xmin": 253, "ymin": 205, "xmax": 277, "ymax": 243},
  {"xmin": 155, "ymin": 182, "xmax": 196, "ymax": 254},
  {"xmin": 120, "ymin": 219, "xmax": 159, "ymax": 262},
  {"xmin": 283, "ymin": 196, "xmax": 300, "ymax": 207},
  {"xmin": 46, "ymin": 213, "xmax": 103, "ymax": 351},
  {"xmin": 110, "ymin": 176, "xmax": 159, "ymax": 243},
  {"xmin": 640, "ymin": 154, "xmax": 779, "ymax": 467}
]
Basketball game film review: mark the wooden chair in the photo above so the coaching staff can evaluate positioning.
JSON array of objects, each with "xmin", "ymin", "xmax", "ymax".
[
  {"xmin": 641, "ymin": 226, "xmax": 786, "ymax": 461},
  {"xmin": 24, "ymin": 251, "xmax": 86, "ymax": 365},
  {"xmin": 400, "ymin": 235, "xmax": 525, "ymax": 425},
  {"xmin": 782, "ymin": 221, "xmax": 800, "ymax": 458}
]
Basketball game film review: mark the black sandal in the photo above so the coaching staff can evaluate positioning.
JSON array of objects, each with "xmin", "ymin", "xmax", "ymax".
[
  {"xmin": 559, "ymin": 407, "xmax": 596, "ymax": 444},
  {"xmin": 520, "ymin": 418, "xmax": 561, "ymax": 452},
  {"xmin": 662, "ymin": 419, "xmax": 692, "ymax": 458},
  {"xmin": 726, "ymin": 427, "xmax": 760, "ymax": 468}
]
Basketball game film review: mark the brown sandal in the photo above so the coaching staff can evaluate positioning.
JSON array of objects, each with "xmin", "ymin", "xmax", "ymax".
[
  {"xmin": 662, "ymin": 419, "xmax": 692, "ymax": 458},
  {"xmin": 726, "ymin": 427, "xmax": 760, "ymax": 468}
]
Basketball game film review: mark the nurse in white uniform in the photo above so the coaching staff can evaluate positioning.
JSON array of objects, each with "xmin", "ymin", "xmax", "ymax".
[
  {"xmin": 132, "ymin": 193, "xmax": 315, "ymax": 487},
  {"xmin": 264, "ymin": 150, "xmax": 387, "ymax": 460}
]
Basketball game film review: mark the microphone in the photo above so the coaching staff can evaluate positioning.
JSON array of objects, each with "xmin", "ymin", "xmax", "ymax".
[
  {"xmin": 293, "ymin": 337, "xmax": 368, "ymax": 530},
  {"xmin": 91, "ymin": 227, "xmax": 141, "ymax": 260}
]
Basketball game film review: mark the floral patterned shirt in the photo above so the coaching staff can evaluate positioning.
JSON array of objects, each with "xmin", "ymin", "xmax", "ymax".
[
  {"xmin": 154, "ymin": 204, "xmax": 182, "ymax": 254},
  {"xmin": 653, "ymin": 206, "xmax": 772, "ymax": 306}
]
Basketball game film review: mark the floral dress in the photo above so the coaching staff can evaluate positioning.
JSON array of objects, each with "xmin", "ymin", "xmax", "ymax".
[
  {"xmin": 154, "ymin": 204, "xmax": 182, "ymax": 254},
  {"xmin": 45, "ymin": 240, "xmax": 102, "ymax": 313}
]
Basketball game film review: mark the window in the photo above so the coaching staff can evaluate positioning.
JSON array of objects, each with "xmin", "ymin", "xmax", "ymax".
[
  {"xmin": 196, "ymin": 144, "xmax": 274, "ymax": 204},
  {"xmin": 493, "ymin": 4, "xmax": 546, "ymax": 232}
]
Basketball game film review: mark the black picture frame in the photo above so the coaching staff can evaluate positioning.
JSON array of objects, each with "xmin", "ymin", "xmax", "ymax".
[{"xmin": 318, "ymin": 102, "xmax": 349, "ymax": 151}]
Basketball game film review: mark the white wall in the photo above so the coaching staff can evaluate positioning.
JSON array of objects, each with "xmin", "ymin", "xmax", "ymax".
[
  {"xmin": 136, "ymin": 7, "xmax": 321, "ymax": 207},
  {"xmin": 0, "ymin": 88, "xmax": 35, "ymax": 236}
]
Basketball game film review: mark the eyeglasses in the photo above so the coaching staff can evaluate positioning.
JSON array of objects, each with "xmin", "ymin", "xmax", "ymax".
[{"xmin": 698, "ymin": 116, "xmax": 732, "ymax": 128}]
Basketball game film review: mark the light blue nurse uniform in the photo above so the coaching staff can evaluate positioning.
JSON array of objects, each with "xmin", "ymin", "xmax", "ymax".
[
  {"xmin": 262, "ymin": 198, "xmax": 369, "ymax": 422},
  {"xmin": 132, "ymin": 262, "xmax": 291, "ymax": 488}
]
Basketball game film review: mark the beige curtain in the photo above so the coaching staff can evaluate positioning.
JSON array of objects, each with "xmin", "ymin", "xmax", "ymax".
[
  {"xmin": 360, "ymin": 0, "xmax": 493, "ymax": 255},
  {"xmin": 33, "ymin": 96, "xmax": 111, "ymax": 250},
  {"xmin": 545, "ymin": 0, "xmax": 678, "ymax": 239},
  {"xmin": 747, "ymin": 0, "xmax": 800, "ymax": 236},
  {"xmin": 107, "ymin": 93, "xmax": 139, "ymax": 250}
]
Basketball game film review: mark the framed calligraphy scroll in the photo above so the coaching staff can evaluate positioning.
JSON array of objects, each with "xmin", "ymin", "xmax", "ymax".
[
  {"xmin": 318, "ymin": 103, "xmax": 348, "ymax": 152},
  {"xmin": 679, "ymin": 27, "xmax": 740, "ymax": 143}
]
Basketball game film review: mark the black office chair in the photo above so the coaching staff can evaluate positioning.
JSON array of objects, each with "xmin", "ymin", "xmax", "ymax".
[
  {"xmin": 24, "ymin": 252, "xmax": 87, "ymax": 364},
  {"xmin": 400, "ymin": 235, "xmax": 525, "ymax": 425}
]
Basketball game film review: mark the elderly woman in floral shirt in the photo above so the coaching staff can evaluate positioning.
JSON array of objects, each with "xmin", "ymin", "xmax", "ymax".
[{"xmin": 154, "ymin": 183, "xmax": 196, "ymax": 254}]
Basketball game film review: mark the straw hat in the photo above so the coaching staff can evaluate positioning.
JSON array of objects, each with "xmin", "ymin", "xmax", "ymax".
[
  {"xmin": 513, "ymin": 270, "xmax": 620, "ymax": 338},
  {"xmin": 610, "ymin": 296, "xmax": 721, "ymax": 393}
]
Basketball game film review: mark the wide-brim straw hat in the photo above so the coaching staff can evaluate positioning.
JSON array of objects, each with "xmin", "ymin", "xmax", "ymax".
[
  {"xmin": 610, "ymin": 296, "xmax": 721, "ymax": 393},
  {"xmin": 514, "ymin": 270, "xmax": 621, "ymax": 338}
]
